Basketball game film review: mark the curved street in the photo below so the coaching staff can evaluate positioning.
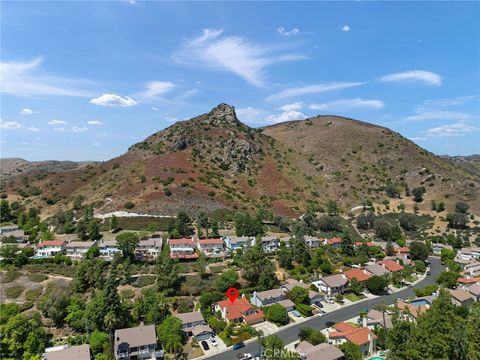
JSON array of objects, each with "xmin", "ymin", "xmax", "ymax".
[{"xmin": 207, "ymin": 256, "xmax": 444, "ymax": 360}]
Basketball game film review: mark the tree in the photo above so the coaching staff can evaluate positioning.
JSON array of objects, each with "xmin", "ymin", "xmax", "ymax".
[
  {"xmin": 385, "ymin": 182, "xmax": 401, "ymax": 198},
  {"xmin": 399, "ymin": 213, "xmax": 417, "ymax": 231},
  {"xmin": 214, "ymin": 269, "xmax": 239, "ymax": 293},
  {"xmin": 65, "ymin": 297, "xmax": 86, "ymax": 332},
  {"xmin": 298, "ymin": 326, "xmax": 326, "ymax": 345},
  {"xmin": 447, "ymin": 212, "xmax": 469, "ymax": 229},
  {"xmin": 440, "ymin": 248, "xmax": 455, "ymax": 263},
  {"xmin": 339, "ymin": 342, "xmax": 362, "ymax": 360},
  {"xmin": 350, "ymin": 278, "xmax": 363, "ymax": 296},
  {"xmin": 261, "ymin": 335, "xmax": 285, "ymax": 360},
  {"xmin": 366, "ymin": 276, "xmax": 388, "ymax": 295},
  {"xmin": 0, "ymin": 244, "xmax": 18, "ymax": 263},
  {"xmin": 132, "ymin": 288, "xmax": 169, "ymax": 325},
  {"xmin": 0, "ymin": 200, "xmax": 12, "ymax": 222},
  {"xmin": 168, "ymin": 211, "xmax": 193, "ymax": 238},
  {"xmin": 412, "ymin": 187, "xmax": 426, "ymax": 202},
  {"xmin": 89, "ymin": 330, "xmax": 110, "ymax": 357},
  {"xmin": 409, "ymin": 241, "xmax": 429, "ymax": 262},
  {"xmin": 110, "ymin": 215, "xmax": 119, "ymax": 232},
  {"xmin": 265, "ymin": 304, "xmax": 288, "ymax": 325},
  {"xmin": 289, "ymin": 286, "xmax": 309, "ymax": 305},
  {"xmin": 157, "ymin": 317, "xmax": 183, "ymax": 354},
  {"xmin": 455, "ymin": 202, "xmax": 470, "ymax": 214},
  {"xmin": 466, "ymin": 303, "xmax": 480, "ymax": 359},
  {"xmin": 326, "ymin": 200, "xmax": 340, "ymax": 216},
  {"xmin": 39, "ymin": 285, "xmax": 70, "ymax": 326},
  {"xmin": 278, "ymin": 241, "xmax": 293, "ymax": 269},
  {"xmin": 385, "ymin": 241, "xmax": 396, "ymax": 256},
  {"xmin": 195, "ymin": 252, "xmax": 208, "ymax": 278},
  {"xmin": 437, "ymin": 202, "xmax": 445, "ymax": 212},
  {"xmin": 240, "ymin": 241, "xmax": 276, "ymax": 289},
  {"xmin": 340, "ymin": 232, "xmax": 355, "ymax": 256},
  {"xmin": 156, "ymin": 245, "xmax": 180, "ymax": 295},
  {"xmin": 116, "ymin": 232, "xmax": 139, "ymax": 261},
  {"xmin": 234, "ymin": 212, "xmax": 264, "ymax": 237},
  {"xmin": 88, "ymin": 220, "xmax": 101, "ymax": 241},
  {"xmin": 436, "ymin": 271, "xmax": 460, "ymax": 289}
]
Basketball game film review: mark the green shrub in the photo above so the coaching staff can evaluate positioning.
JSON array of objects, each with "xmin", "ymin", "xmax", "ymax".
[
  {"xmin": 120, "ymin": 288, "xmax": 135, "ymax": 299},
  {"xmin": 295, "ymin": 303, "xmax": 313, "ymax": 317},
  {"xmin": 5, "ymin": 285, "xmax": 24, "ymax": 298},
  {"xmin": 124, "ymin": 202, "xmax": 135, "ymax": 209},
  {"xmin": 25, "ymin": 287, "xmax": 43, "ymax": 302},
  {"xmin": 2, "ymin": 271, "xmax": 21, "ymax": 283},
  {"xmin": 28, "ymin": 273, "xmax": 48, "ymax": 283},
  {"xmin": 132, "ymin": 275, "xmax": 156, "ymax": 288}
]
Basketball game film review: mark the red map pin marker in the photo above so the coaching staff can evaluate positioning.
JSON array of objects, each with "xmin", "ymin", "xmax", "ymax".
[{"xmin": 226, "ymin": 287, "xmax": 239, "ymax": 304}]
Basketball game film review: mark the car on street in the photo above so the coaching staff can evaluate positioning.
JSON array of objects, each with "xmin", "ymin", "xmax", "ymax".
[
  {"xmin": 233, "ymin": 342, "xmax": 245, "ymax": 350},
  {"xmin": 253, "ymin": 352, "xmax": 261, "ymax": 360},
  {"xmin": 325, "ymin": 320, "xmax": 335, "ymax": 328},
  {"xmin": 210, "ymin": 337, "xmax": 218, "ymax": 346},
  {"xmin": 201, "ymin": 341, "xmax": 210, "ymax": 351}
]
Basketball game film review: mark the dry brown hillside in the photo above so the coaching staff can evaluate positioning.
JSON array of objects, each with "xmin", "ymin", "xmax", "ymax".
[{"xmin": 2, "ymin": 105, "xmax": 479, "ymax": 218}]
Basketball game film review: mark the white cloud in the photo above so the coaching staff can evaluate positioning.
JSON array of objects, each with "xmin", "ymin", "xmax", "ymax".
[
  {"xmin": 404, "ymin": 110, "xmax": 473, "ymax": 122},
  {"xmin": 165, "ymin": 117, "xmax": 179, "ymax": 122},
  {"xmin": 1, "ymin": 57, "xmax": 94, "ymax": 97},
  {"xmin": 87, "ymin": 120, "xmax": 103, "ymax": 125},
  {"xmin": 408, "ymin": 136, "xmax": 427, "ymax": 141},
  {"xmin": 27, "ymin": 126, "xmax": 40, "ymax": 132},
  {"xmin": 424, "ymin": 123, "xmax": 479, "ymax": 138},
  {"xmin": 48, "ymin": 119, "xmax": 67, "ymax": 125},
  {"xmin": 72, "ymin": 126, "xmax": 88, "ymax": 132},
  {"xmin": 277, "ymin": 27, "xmax": 300, "ymax": 37},
  {"xmin": 342, "ymin": 25, "xmax": 351, "ymax": 32},
  {"xmin": 280, "ymin": 102, "xmax": 303, "ymax": 112},
  {"xmin": 309, "ymin": 98, "xmax": 385, "ymax": 111},
  {"xmin": 20, "ymin": 108, "xmax": 35, "ymax": 115},
  {"xmin": 152, "ymin": 107, "xmax": 159, "ymax": 111},
  {"xmin": 266, "ymin": 82, "xmax": 365, "ymax": 101},
  {"xmin": 417, "ymin": 95, "xmax": 479, "ymax": 111},
  {"xmin": 173, "ymin": 28, "xmax": 306, "ymax": 87},
  {"xmin": 89, "ymin": 93, "xmax": 138, "ymax": 107},
  {"xmin": 379, "ymin": 70, "xmax": 442, "ymax": 86},
  {"xmin": 54, "ymin": 127, "xmax": 67, "ymax": 132},
  {"xmin": 236, "ymin": 107, "xmax": 268, "ymax": 123},
  {"xmin": 0, "ymin": 119, "xmax": 21, "ymax": 129},
  {"xmin": 266, "ymin": 110, "xmax": 306, "ymax": 123},
  {"xmin": 139, "ymin": 81, "xmax": 175, "ymax": 98}
]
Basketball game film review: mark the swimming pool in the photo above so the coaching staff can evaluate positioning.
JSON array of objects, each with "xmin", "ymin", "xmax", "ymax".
[{"xmin": 410, "ymin": 299, "xmax": 429, "ymax": 306}]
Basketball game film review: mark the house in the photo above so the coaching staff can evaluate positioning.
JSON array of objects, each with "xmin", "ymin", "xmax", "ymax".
[
  {"xmin": 354, "ymin": 241, "xmax": 375, "ymax": 248},
  {"xmin": 43, "ymin": 344, "xmax": 91, "ymax": 360},
  {"xmin": 466, "ymin": 283, "xmax": 480, "ymax": 301},
  {"xmin": 214, "ymin": 297, "xmax": 264, "ymax": 325},
  {"xmin": 458, "ymin": 247, "xmax": 480, "ymax": 261},
  {"xmin": 281, "ymin": 279, "xmax": 323, "ymax": 306},
  {"xmin": 312, "ymin": 274, "xmax": 348, "ymax": 297},
  {"xmin": 258, "ymin": 236, "xmax": 280, "ymax": 253},
  {"xmin": 457, "ymin": 277, "xmax": 480, "ymax": 286},
  {"xmin": 65, "ymin": 241, "xmax": 96, "ymax": 261},
  {"xmin": 364, "ymin": 309, "xmax": 393, "ymax": 329},
  {"xmin": 98, "ymin": 240, "xmax": 121, "ymax": 260},
  {"xmin": 432, "ymin": 243, "xmax": 453, "ymax": 255},
  {"xmin": 191, "ymin": 324, "xmax": 215, "ymax": 341},
  {"xmin": 464, "ymin": 261, "xmax": 480, "ymax": 278},
  {"xmin": 328, "ymin": 323, "xmax": 376, "ymax": 357},
  {"xmin": 35, "ymin": 240, "xmax": 66, "ymax": 258},
  {"xmin": 304, "ymin": 236, "xmax": 320, "ymax": 248},
  {"xmin": 197, "ymin": 238, "xmax": 225, "ymax": 258},
  {"xmin": 395, "ymin": 301, "xmax": 427, "ymax": 321},
  {"xmin": 168, "ymin": 238, "xmax": 198, "ymax": 260},
  {"xmin": 135, "ymin": 238, "xmax": 162, "ymax": 261},
  {"xmin": 344, "ymin": 268, "xmax": 370, "ymax": 283},
  {"xmin": 251, "ymin": 289, "xmax": 295, "ymax": 311},
  {"xmin": 382, "ymin": 259, "xmax": 404, "ymax": 272},
  {"xmin": 0, "ymin": 224, "xmax": 20, "ymax": 235},
  {"xmin": 114, "ymin": 323, "xmax": 163, "ymax": 360},
  {"xmin": 365, "ymin": 263, "xmax": 390, "ymax": 277},
  {"xmin": 174, "ymin": 311, "xmax": 207, "ymax": 336},
  {"xmin": 295, "ymin": 341, "xmax": 345, "ymax": 360},
  {"xmin": 449, "ymin": 288, "xmax": 475, "ymax": 307},
  {"xmin": 323, "ymin": 237, "xmax": 342, "ymax": 248},
  {"xmin": 225, "ymin": 236, "xmax": 253, "ymax": 250},
  {"xmin": 396, "ymin": 246, "xmax": 410, "ymax": 259},
  {"xmin": 1, "ymin": 229, "xmax": 26, "ymax": 242}
]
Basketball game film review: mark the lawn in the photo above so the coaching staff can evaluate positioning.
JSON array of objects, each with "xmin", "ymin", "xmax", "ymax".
[{"xmin": 345, "ymin": 293, "xmax": 366, "ymax": 302}]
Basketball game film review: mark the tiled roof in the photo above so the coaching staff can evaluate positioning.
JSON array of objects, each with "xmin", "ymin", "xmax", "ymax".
[
  {"xmin": 396, "ymin": 301, "xmax": 427, "ymax": 318},
  {"xmin": 198, "ymin": 238, "xmax": 224, "ymax": 245},
  {"xmin": 329, "ymin": 323, "xmax": 376, "ymax": 346},
  {"xmin": 319, "ymin": 274, "xmax": 348, "ymax": 288},
  {"xmin": 355, "ymin": 241, "xmax": 375, "ymax": 247},
  {"xmin": 216, "ymin": 298, "xmax": 259, "ymax": 321},
  {"xmin": 255, "ymin": 288, "xmax": 284, "ymax": 301},
  {"xmin": 114, "ymin": 324, "xmax": 156, "ymax": 349},
  {"xmin": 457, "ymin": 277, "xmax": 480, "ymax": 284},
  {"xmin": 366, "ymin": 263, "xmax": 390, "ymax": 277},
  {"xmin": 37, "ymin": 240, "xmax": 65, "ymax": 248},
  {"xmin": 168, "ymin": 238, "xmax": 196, "ymax": 246},
  {"xmin": 383, "ymin": 260, "xmax": 404, "ymax": 272},
  {"xmin": 396, "ymin": 246, "xmax": 410, "ymax": 254},
  {"xmin": 44, "ymin": 344, "xmax": 91, "ymax": 360},
  {"xmin": 326, "ymin": 237, "xmax": 342, "ymax": 245},
  {"xmin": 174, "ymin": 311, "xmax": 204, "ymax": 325},
  {"xmin": 344, "ymin": 268, "xmax": 370, "ymax": 282},
  {"xmin": 467, "ymin": 283, "xmax": 480, "ymax": 296},
  {"xmin": 449, "ymin": 288, "xmax": 475, "ymax": 302}
]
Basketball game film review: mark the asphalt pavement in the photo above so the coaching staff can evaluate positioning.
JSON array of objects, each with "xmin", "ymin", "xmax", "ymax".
[{"xmin": 205, "ymin": 256, "xmax": 443, "ymax": 360}]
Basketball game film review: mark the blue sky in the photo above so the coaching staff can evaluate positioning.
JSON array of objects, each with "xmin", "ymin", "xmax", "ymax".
[{"xmin": 1, "ymin": 1, "xmax": 479, "ymax": 161}]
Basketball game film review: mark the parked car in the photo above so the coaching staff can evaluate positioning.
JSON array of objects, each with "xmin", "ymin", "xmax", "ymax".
[
  {"xmin": 319, "ymin": 310, "xmax": 326, "ymax": 316},
  {"xmin": 201, "ymin": 341, "xmax": 210, "ymax": 351},
  {"xmin": 427, "ymin": 270, "xmax": 431, "ymax": 275},
  {"xmin": 291, "ymin": 310, "xmax": 301, "ymax": 317},
  {"xmin": 237, "ymin": 353, "xmax": 252, "ymax": 360},
  {"xmin": 253, "ymin": 353, "xmax": 261, "ymax": 360},
  {"xmin": 325, "ymin": 298, "xmax": 334, "ymax": 304},
  {"xmin": 210, "ymin": 337, "xmax": 218, "ymax": 346},
  {"xmin": 233, "ymin": 342, "xmax": 245, "ymax": 350},
  {"xmin": 325, "ymin": 320, "xmax": 335, "ymax": 328}
]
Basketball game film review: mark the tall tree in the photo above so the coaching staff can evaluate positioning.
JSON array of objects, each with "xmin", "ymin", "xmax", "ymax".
[
  {"xmin": 340, "ymin": 232, "xmax": 355, "ymax": 257},
  {"xmin": 156, "ymin": 317, "xmax": 183, "ymax": 354},
  {"xmin": 115, "ymin": 232, "xmax": 139, "ymax": 261},
  {"xmin": 156, "ymin": 245, "xmax": 180, "ymax": 295}
]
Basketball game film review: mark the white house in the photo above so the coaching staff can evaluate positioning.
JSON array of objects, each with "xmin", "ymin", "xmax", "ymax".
[
  {"xmin": 464, "ymin": 261, "xmax": 480, "ymax": 278},
  {"xmin": 65, "ymin": 241, "xmax": 96, "ymax": 261},
  {"xmin": 225, "ymin": 236, "xmax": 253, "ymax": 251},
  {"xmin": 0, "ymin": 225, "xmax": 20, "ymax": 235},
  {"xmin": 98, "ymin": 240, "xmax": 121, "ymax": 260},
  {"xmin": 197, "ymin": 238, "xmax": 225, "ymax": 258},
  {"xmin": 258, "ymin": 236, "xmax": 280, "ymax": 253},
  {"xmin": 312, "ymin": 274, "xmax": 348, "ymax": 297},
  {"xmin": 305, "ymin": 236, "xmax": 321, "ymax": 249},
  {"xmin": 135, "ymin": 238, "xmax": 162, "ymax": 261},
  {"xmin": 35, "ymin": 240, "xmax": 66, "ymax": 258},
  {"xmin": 168, "ymin": 238, "xmax": 198, "ymax": 260},
  {"xmin": 458, "ymin": 247, "xmax": 480, "ymax": 261},
  {"xmin": 250, "ymin": 289, "xmax": 295, "ymax": 311},
  {"xmin": 432, "ymin": 243, "xmax": 453, "ymax": 255},
  {"xmin": 114, "ymin": 324, "xmax": 163, "ymax": 360},
  {"xmin": 328, "ymin": 323, "xmax": 376, "ymax": 358}
]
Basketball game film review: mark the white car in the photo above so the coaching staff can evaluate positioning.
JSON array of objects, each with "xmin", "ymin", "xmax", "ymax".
[
  {"xmin": 239, "ymin": 353, "xmax": 252, "ymax": 360},
  {"xmin": 210, "ymin": 337, "xmax": 218, "ymax": 346}
]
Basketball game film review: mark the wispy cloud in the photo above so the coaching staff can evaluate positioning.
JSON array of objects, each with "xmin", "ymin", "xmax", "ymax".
[
  {"xmin": 341, "ymin": 25, "xmax": 351, "ymax": 32},
  {"xmin": 20, "ymin": 108, "xmax": 35, "ymax": 115},
  {"xmin": 379, "ymin": 70, "xmax": 442, "ymax": 86},
  {"xmin": 87, "ymin": 120, "xmax": 103, "ymax": 125},
  {"xmin": 266, "ymin": 110, "xmax": 306, "ymax": 123},
  {"xmin": 416, "ymin": 95, "xmax": 480, "ymax": 111},
  {"xmin": 90, "ymin": 93, "xmax": 138, "ymax": 107},
  {"xmin": 27, "ymin": 126, "xmax": 40, "ymax": 132},
  {"xmin": 266, "ymin": 82, "xmax": 365, "ymax": 101},
  {"xmin": 236, "ymin": 107, "xmax": 267, "ymax": 124},
  {"xmin": 424, "ymin": 123, "xmax": 479, "ymax": 138},
  {"xmin": 173, "ymin": 28, "xmax": 306, "ymax": 87},
  {"xmin": 48, "ymin": 119, "xmax": 67, "ymax": 125},
  {"xmin": 138, "ymin": 81, "xmax": 175, "ymax": 99},
  {"xmin": 403, "ymin": 110, "xmax": 473, "ymax": 122},
  {"xmin": 277, "ymin": 27, "xmax": 300, "ymax": 37},
  {"xmin": 309, "ymin": 98, "xmax": 385, "ymax": 111},
  {"xmin": 72, "ymin": 126, "xmax": 88, "ymax": 132},
  {"xmin": 0, "ymin": 119, "xmax": 21, "ymax": 129},
  {"xmin": 0, "ymin": 57, "xmax": 94, "ymax": 97}
]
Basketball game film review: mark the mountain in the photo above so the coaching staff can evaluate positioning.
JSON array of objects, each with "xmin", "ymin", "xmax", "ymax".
[
  {"xmin": 2, "ymin": 104, "xmax": 479, "ymax": 218},
  {"xmin": 440, "ymin": 155, "xmax": 480, "ymax": 180},
  {"xmin": 0, "ymin": 158, "xmax": 99, "ymax": 180}
]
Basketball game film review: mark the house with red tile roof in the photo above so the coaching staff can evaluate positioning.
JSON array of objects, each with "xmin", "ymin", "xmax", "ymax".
[
  {"xmin": 323, "ymin": 237, "xmax": 342, "ymax": 248},
  {"xmin": 168, "ymin": 238, "xmax": 199, "ymax": 260},
  {"xmin": 396, "ymin": 246, "xmax": 410, "ymax": 259},
  {"xmin": 344, "ymin": 268, "xmax": 370, "ymax": 283},
  {"xmin": 457, "ymin": 277, "xmax": 480, "ymax": 285},
  {"xmin": 197, "ymin": 238, "xmax": 226, "ymax": 258},
  {"xmin": 354, "ymin": 241, "xmax": 375, "ymax": 248},
  {"xmin": 214, "ymin": 297, "xmax": 264, "ymax": 325},
  {"xmin": 382, "ymin": 259, "xmax": 404, "ymax": 272},
  {"xmin": 328, "ymin": 323, "xmax": 377, "ymax": 357},
  {"xmin": 395, "ymin": 301, "xmax": 427, "ymax": 321},
  {"xmin": 35, "ymin": 240, "xmax": 66, "ymax": 258}
]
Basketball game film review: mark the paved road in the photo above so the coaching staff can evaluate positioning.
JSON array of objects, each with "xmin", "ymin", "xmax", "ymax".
[{"xmin": 207, "ymin": 257, "xmax": 443, "ymax": 360}]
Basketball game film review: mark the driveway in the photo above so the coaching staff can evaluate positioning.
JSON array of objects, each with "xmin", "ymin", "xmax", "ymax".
[
  {"xmin": 200, "ymin": 256, "xmax": 445, "ymax": 360},
  {"xmin": 252, "ymin": 321, "xmax": 279, "ymax": 336},
  {"xmin": 200, "ymin": 335, "xmax": 227, "ymax": 357}
]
